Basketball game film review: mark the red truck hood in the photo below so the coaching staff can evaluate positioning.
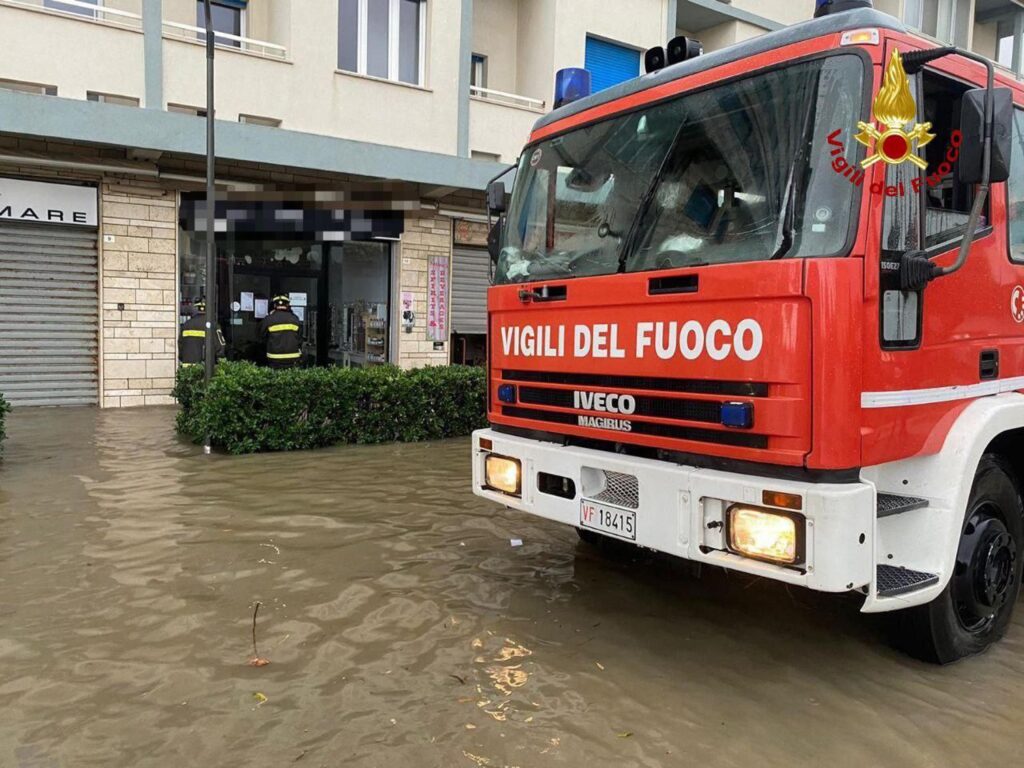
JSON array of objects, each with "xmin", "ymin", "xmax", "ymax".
[{"xmin": 488, "ymin": 261, "xmax": 811, "ymax": 466}]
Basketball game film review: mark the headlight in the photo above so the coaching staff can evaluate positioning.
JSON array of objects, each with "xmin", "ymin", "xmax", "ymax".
[
  {"xmin": 727, "ymin": 505, "xmax": 804, "ymax": 565},
  {"xmin": 485, "ymin": 454, "xmax": 521, "ymax": 496}
]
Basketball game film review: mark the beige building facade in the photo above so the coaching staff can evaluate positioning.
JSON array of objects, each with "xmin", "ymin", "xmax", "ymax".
[{"xmin": 1, "ymin": 0, "xmax": 1022, "ymax": 409}]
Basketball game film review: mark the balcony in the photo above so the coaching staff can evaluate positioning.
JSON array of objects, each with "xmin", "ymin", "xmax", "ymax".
[
  {"xmin": 161, "ymin": 20, "xmax": 287, "ymax": 61},
  {"xmin": 0, "ymin": 0, "xmax": 142, "ymax": 30},
  {"xmin": 469, "ymin": 86, "xmax": 543, "ymax": 164},
  {"xmin": 0, "ymin": 0, "xmax": 145, "ymax": 102}
]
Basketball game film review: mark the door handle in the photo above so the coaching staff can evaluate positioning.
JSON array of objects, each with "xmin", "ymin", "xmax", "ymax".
[{"xmin": 980, "ymin": 349, "xmax": 999, "ymax": 381}]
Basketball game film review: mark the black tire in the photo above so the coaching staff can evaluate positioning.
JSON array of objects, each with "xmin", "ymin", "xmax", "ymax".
[
  {"xmin": 576, "ymin": 527, "xmax": 603, "ymax": 547},
  {"xmin": 893, "ymin": 455, "xmax": 1023, "ymax": 664}
]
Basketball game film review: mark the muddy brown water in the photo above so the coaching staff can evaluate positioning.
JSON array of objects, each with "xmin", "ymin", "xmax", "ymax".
[{"xmin": 0, "ymin": 407, "xmax": 1021, "ymax": 768}]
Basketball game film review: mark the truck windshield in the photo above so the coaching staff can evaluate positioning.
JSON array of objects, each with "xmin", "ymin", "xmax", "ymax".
[{"xmin": 495, "ymin": 54, "xmax": 865, "ymax": 284}]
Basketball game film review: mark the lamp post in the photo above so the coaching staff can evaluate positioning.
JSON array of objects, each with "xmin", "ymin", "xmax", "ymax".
[{"xmin": 203, "ymin": 0, "xmax": 216, "ymax": 454}]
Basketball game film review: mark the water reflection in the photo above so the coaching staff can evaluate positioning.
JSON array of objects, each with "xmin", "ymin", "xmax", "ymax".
[{"xmin": 0, "ymin": 407, "xmax": 1021, "ymax": 767}]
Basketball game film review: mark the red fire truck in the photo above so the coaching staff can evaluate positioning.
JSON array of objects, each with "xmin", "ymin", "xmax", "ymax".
[{"xmin": 472, "ymin": 2, "xmax": 1024, "ymax": 663}]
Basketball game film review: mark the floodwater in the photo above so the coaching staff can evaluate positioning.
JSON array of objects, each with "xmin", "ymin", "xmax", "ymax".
[{"xmin": 0, "ymin": 408, "xmax": 1022, "ymax": 768}]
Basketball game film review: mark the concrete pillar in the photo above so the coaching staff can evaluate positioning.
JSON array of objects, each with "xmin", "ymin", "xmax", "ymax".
[
  {"xmin": 143, "ymin": 0, "xmax": 164, "ymax": 109},
  {"xmin": 457, "ymin": 0, "xmax": 473, "ymax": 157},
  {"xmin": 1014, "ymin": 10, "xmax": 1024, "ymax": 76}
]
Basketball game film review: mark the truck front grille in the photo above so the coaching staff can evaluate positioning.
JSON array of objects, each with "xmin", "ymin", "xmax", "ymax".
[
  {"xmin": 500, "ymin": 406, "xmax": 768, "ymax": 449},
  {"xmin": 518, "ymin": 386, "xmax": 722, "ymax": 424},
  {"xmin": 502, "ymin": 370, "xmax": 768, "ymax": 398}
]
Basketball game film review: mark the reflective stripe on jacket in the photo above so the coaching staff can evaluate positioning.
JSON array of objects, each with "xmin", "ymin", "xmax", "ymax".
[
  {"xmin": 259, "ymin": 309, "xmax": 303, "ymax": 367},
  {"xmin": 179, "ymin": 313, "xmax": 226, "ymax": 364}
]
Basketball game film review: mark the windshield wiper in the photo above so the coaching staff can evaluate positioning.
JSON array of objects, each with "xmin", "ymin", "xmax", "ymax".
[
  {"xmin": 770, "ymin": 80, "xmax": 819, "ymax": 260},
  {"xmin": 617, "ymin": 119, "xmax": 691, "ymax": 273},
  {"xmin": 771, "ymin": 178, "xmax": 797, "ymax": 260}
]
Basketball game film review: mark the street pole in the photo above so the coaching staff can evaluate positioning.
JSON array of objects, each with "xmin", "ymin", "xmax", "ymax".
[{"xmin": 203, "ymin": 0, "xmax": 216, "ymax": 454}]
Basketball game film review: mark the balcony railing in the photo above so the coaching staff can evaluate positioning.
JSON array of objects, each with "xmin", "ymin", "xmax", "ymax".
[
  {"xmin": 470, "ymin": 85, "xmax": 545, "ymax": 111},
  {"xmin": 162, "ymin": 20, "xmax": 287, "ymax": 61},
  {"xmin": 0, "ymin": 0, "xmax": 142, "ymax": 30}
]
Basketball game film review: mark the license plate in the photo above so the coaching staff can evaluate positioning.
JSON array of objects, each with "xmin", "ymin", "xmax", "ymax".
[{"xmin": 580, "ymin": 500, "xmax": 637, "ymax": 541}]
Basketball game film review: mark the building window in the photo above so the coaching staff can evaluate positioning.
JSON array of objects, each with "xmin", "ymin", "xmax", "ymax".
[
  {"xmin": 196, "ymin": 0, "xmax": 244, "ymax": 48},
  {"xmin": 239, "ymin": 114, "xmax": 282, "ymax": 127},
  {"xmin": 337, "ymin": 0, "xmax": 426, "ymax": 86},
  {"xmin": 471, "ymin": 53, "xmax": 487, "ymax": 90},
  {"xmin": 0, "ymin": 78, "xmax": 57, "ymax": 96},
  {"xmin": 998, "ymin": 19, "xmax": 1014, "ymax": 69},
  {"xmin": 584, "ymin": 35, "xmax": 641, "ymax": 94},
  {"xmin": 87, "ymin": 92, "xmax": 140, "ymax": 107},
  {"xmin": 168, "ymin": 103, "xmax": 208, "ymax": 117},
  {"xmin": 904, "ymin": 0, "xmax": 968, "ymax": 47},
  {"xmin": 43, "ymin": 0, "xmax": 99, "ymax": 18}
]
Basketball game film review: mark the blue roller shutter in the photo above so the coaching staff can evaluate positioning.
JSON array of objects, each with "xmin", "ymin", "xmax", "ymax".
[{"xmin": 585, "ymin": 36, "xmax": 641, "ymax": 94}]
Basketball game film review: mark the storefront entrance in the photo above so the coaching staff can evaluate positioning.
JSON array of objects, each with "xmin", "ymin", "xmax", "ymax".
[{"xmin": 179, "ymin": 197, "xmax": 399, "ymax": 368}]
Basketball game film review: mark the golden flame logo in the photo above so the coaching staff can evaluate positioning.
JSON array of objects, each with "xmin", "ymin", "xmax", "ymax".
[{"xmin": 855, "ymin": 50, "xmax": 935, "ymax": 169}]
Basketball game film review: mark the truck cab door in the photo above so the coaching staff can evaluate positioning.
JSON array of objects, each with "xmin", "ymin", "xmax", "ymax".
[{"xmin": 862, "ymin": 48, "xmax": 1007, "ymax": 465}]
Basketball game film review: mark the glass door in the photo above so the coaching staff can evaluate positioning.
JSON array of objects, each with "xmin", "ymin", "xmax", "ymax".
[{"xmin": 325, "ymin": 242, "xmax": 391, "ymax": 368}]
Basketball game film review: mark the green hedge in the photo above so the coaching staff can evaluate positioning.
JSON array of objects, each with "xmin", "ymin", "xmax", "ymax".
[
  {"xmin": 0, "ymin": 392, "xmax": 9, "ymax": 455},
  {"xmin": 173, "ymin": 361, "xmax": 487, "ymax": 454}
]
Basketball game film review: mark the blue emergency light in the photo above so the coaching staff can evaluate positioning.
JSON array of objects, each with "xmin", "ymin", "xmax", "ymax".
[
  {"xmin": 721, "ymin": 402, "xmax": 754, "ymax": 430},
  {"xmin": 498, "ymin": 384, "xmax": 518, "ymax": 404},
  {"xmin": 554, "ymin": 68, "xmax": 591, "ymax": 109}
]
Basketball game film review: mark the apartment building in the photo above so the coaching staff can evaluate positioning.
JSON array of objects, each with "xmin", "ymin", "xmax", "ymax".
[{"xmin": 0, "ymin": 0, "xmax": 1020, "ymax": 409}]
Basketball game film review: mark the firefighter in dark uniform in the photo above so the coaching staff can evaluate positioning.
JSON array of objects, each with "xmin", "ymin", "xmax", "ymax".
[
  {"xmin": 259, "ymin": 295, "xmax": 303, "ymax": 368},
  {"xmin": 179, "ymin": 299, "xmax": 225, "ymax": 366}
]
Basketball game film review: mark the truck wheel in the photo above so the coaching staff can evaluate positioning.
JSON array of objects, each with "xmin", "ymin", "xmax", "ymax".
[{"xmin": 894, "ymin": 455, "xmax": 1023, "ymax": 664}]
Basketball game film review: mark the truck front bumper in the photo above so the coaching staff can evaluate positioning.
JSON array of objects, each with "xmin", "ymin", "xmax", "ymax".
[{"xmin": 472, "ymin": 429, "xmax": 876, "ymax": 594}]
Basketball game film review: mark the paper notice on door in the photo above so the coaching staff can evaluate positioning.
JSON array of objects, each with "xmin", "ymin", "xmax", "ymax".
[
  {"xmin": 294, "ymin": 306, "xmax": 306, "ymax": 322},
  {"xmin": 289, "ymin": 292, "xmax": 308, "ymax": 307},
  {"xmin": 254, "ymin": 298, "xmax": 269, "ymax": 319},
  {"xmin": 240, "ymin": 292, "xmax": 254, "ymax": 312}
]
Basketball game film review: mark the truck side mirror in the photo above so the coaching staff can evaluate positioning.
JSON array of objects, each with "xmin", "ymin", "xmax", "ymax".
[
  {"xmin": 487, "ymin": 181, "xmax": 507, "ymax": 214},
  {"xmin": 959, "ymin": 87, "xmax": 1013, "ymax": 185},
  {"xmin": 487, "ymin": 216, "xmax": 504, "ymax": 263}
]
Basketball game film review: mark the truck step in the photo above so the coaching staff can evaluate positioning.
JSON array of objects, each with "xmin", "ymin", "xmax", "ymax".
[
  {"xmin": 877, "ymin": 565, "xmax": 940, "ymax": 597},
  {"xmin": 876, "ymin": 492, "xmax": 929, "ymax": 518}
]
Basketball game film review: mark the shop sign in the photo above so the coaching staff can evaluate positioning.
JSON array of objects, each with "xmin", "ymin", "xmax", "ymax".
[
  {"xmin": 0, "ymin": 176, "xmax": 97, "ymax": 226},
  {"xmin": 427, "ymin": 255, "xmax": 449, "ymax": 342},
  {"xmin": 454, "ymin": 219, "xmax": 490, "ymax": 247}
]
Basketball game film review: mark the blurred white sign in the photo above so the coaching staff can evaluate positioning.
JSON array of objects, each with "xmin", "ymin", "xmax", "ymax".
[{"xmin": 0, "ymin": 176, "xmax": 97, "ymax": 226}]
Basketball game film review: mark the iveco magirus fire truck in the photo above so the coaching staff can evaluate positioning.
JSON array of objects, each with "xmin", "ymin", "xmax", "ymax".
[{"xmin": 471, "ymin": 0, "xmax": 1024, "ymax": 663}]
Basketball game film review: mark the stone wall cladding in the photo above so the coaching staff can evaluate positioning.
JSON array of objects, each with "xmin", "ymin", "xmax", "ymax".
[
  {"xmin": 397, "ymin": 211, "xmax": 452, "ymax": 369},
  {"xmin": 99, "ymin": 178, "xmax": 178, "ymax": 408}
]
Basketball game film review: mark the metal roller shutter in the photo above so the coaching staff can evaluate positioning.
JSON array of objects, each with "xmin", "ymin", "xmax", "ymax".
[
  {"xmin": 451, "ymin": 246, "xmax": 489, "ymax": 336},
  {"xmin": 0, "ymin": 223, "xmax": 99, "ymax": 407},
  {"xmin": 585, "ymin": 36, "xmax": 641, "ymax": 94}
]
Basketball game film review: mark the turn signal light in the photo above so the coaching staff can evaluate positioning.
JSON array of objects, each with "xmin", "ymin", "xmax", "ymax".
[
  {"xmin": 762, "ymin": 490, "xmax": 803, "ymax": 511},
  {"xmin": 840, "ymin": 29, "xmax": 880, "ymax": 46},
  {"xmin": 485, "ymin": 454, "xmax": 522, "ymax": 496},
  {"xmin": 727, "ymin": 505, "xmax": 803, "ymax": 565}
]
